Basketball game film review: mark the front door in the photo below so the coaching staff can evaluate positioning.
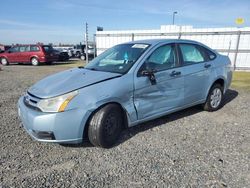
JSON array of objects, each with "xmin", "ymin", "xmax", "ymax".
[
  {"xmin": 7, "ymin": 46, "xmax": 20, "ymax": 63},
  {"xmin": 133, "ymin": 44, "xmax": 184, "ymax": 120}
]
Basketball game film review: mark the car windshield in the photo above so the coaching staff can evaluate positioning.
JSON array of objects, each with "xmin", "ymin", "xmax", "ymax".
[{"xmin": 85, "ymin": 43, "xmax": 150, "ymax": 74}]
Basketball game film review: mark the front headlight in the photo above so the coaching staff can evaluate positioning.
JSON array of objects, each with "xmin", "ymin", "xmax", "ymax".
[{"xmin": 37, "ymin": 90, "xmax": 78, "ymax": 113}]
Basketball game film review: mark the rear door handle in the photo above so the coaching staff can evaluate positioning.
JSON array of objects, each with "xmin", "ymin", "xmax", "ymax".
[
  {"xmin": 170, "ymin": 71, "xmax": 181, "ymax": 77},
  {"xmin": 204, "ymin": 63, "xmax": 211, "ymax": 68}
]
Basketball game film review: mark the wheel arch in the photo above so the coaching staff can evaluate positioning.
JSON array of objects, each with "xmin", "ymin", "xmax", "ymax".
[
  {"xmin": 82, "ymin": 101, "xmax": 129, "ymax": 141},
  {"xmin": 0, "ymin": 56, "xmax": 9, "ymax": 65},
  {"xmin": 30, "ymin": 55, "xmax": 39, "ymax": 62},
  {"xmin": 206, "ymin": 77, "xmax": 226, "ymax": 99},
  {"xmin": 0, "ymin": 55, "xmax": 8, "ymax": 61}
]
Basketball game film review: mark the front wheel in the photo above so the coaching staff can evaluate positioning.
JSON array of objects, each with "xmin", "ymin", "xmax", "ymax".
[
  {"xmin": 88, "ymin": 104, "xmax": 123, "ymax": 148},
  {"xmin": 1, "ymin": 58, "xmax": 8, "ymax": 66},
  {"xmin": 203, "ymin": 84, "xmax": 223, "ymax": 111}
]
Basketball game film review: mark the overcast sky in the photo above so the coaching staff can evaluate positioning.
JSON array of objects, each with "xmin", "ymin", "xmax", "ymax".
[{"xmin": 0, "ymin": 0, "xmax": 249, "ymax": 44}]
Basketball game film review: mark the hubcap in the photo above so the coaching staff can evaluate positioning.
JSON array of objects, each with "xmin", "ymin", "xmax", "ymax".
[
  {"xmin": 32, "ymin": 58, "xmax": 38, "ymax": 65},
  {"xmin": 104, "ymin": 113, "xmax": 117, "ymax": 136},
  {"xmin": 210, "ymin": 88, "xmax": 222, "ymax": 108},
  {"xmin": 1, "ymin": 58, "xmax": 7, "ymax": 65}
]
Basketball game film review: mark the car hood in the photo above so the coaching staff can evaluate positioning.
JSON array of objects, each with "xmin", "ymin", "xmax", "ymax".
[{"xmin": 28, "ymin": 68, "xmax": 121, "ymax": 98}]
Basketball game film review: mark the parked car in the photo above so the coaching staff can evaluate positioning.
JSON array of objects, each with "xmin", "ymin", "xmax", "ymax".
[
  {"xmin": 0, "ymin": 44, "xmax": 58, "ymax": 66},
  {"xmin": 53, "ymin": 49, "xmax": 70, "ymax": 61},
  {"xmin": 54, "ymin": 46, "xmax": 73, "ymax": 58},
  {"xmin": 72, "ymin": 44, "xmax": 95, "ymax": 59},
  {"xmin": 72, "ymin": 44, "xmax": 83, "ymax": 58},
  {"xmin": 18, "ymin": 39, "xmax": 232, "ymax": 148}
]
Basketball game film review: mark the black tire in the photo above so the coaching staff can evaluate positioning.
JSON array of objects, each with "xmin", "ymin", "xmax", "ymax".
[
  {"xmin": 31, "ymin": 57, "xmax": 39, "ymax": 66},
  {"xmin": 203, "ymin": 84, "xmax": 223, "ymax": 111},
  {"xmin": 88, "ymin": 104, "xmax": 123, "ymax": 148},
  {"xmin": 1, "ymin": 57, "xmax": 8, "ymax": 66},
  {"xmin": 76, "ymin": 52, "xmax": 81, "ymax": 58}
]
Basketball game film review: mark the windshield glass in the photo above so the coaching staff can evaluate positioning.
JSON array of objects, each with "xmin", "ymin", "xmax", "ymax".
[{"xmin": 85, "ymin": 43, "xmax": 149, "ymax": 74}]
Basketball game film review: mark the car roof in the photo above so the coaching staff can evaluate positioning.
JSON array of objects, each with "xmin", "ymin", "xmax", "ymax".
[
  {"xmin": 125, "ymin": 39, "xmax": 203, "ymax": 45},
  {"xmin": 125, "ymin": 39, "xmax": 216, "ymax": 53}
]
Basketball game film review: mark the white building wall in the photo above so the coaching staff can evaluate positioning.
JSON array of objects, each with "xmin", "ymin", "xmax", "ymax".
[{"xmin": 96, "ymin": 25, "xmax": 250, "ymax": 69}]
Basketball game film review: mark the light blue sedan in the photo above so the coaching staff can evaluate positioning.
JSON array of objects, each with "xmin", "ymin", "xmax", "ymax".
[{"xmin": 18, "ymin": 39, "xmax": 232, "ymax": 148}]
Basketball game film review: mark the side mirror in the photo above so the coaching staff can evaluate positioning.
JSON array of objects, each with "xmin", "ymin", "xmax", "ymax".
[{"xmin": 141, "ymin": 69, "xmax": 157, "ymax": 85}]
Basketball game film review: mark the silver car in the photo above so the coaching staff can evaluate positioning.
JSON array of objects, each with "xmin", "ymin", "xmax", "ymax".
[{"xmin": 18, "ymin": 39, "xmax": 232, "ymax": 148}]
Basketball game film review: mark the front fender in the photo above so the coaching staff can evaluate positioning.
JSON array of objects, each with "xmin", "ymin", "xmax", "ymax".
[{"xmin": 67, "ymin": 74, "xmax": 137, "ymax": 138}]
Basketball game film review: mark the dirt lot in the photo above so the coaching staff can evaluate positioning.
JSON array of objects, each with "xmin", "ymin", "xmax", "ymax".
[{"xmin": 0, "ymin": 63, "xmax": 250, "ymax": 187}]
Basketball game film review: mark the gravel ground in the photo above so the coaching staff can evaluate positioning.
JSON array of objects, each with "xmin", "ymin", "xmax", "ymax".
[{"xmin": 0, "ymin": 64, "xmax": 250, "ymax": 187}]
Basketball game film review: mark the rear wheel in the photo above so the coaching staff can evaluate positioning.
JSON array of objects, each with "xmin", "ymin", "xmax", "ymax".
[
  {"xmin": 80, "ymin": 55, "xmax": 86, "ymax": 60},
  {"xmin": 1, "ymin": 58, "xmax": 8, "ymax": 65},
  {"xmin": 88, "ymin": 104, "xmax": 123, "ymax": 148},
  {"xmin": 76, "ymin": 52, "xmax": 81, "ymax": 58},
  {"xmin": 203, "ymin": 84, "xmax": 223, "ymax": 111},
  {"xmin": 31, "ymin": 57, "xmax": 39, "ymax": 66}
]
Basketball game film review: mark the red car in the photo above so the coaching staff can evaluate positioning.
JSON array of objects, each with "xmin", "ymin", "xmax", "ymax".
[{"xmin": 0, "ymin": 44, "xmax": 58, "ymax": 66}]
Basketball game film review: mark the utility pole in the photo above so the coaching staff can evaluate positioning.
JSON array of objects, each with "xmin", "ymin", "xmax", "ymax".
[
  {"xmin": 85, "ymin": 22, "xmax": 89, "ymax": 64},
  {"xmin": 172, "ymin": 11, "xmax": 177, "ymax": 25}
]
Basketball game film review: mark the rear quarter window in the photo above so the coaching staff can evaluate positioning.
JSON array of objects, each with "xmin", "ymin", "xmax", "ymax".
[
  {"xmin": 30, "ymin": 46, "xmax": 40, "ymax": 52},
  {"xmin": 199, "ymin": 46, "xmax": 217, "ymax": 61}
]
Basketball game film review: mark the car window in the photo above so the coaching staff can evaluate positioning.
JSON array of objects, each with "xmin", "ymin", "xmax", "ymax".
[
  {"xmin": 30, "ymin": 45, "xmax": 40, "ymax": 52},
  {"xmin": 19, "ymin": 46, "xmax": 30, "ymax": 52},
  {"xmin": 179, "ymin": 44, "xmax": 205, "ymax": 65},
  {"xmin": 143, "ymin": 44, "xmax": 176, "ymax": 71},
  {"xmin": 85, "ymin": 43, "xmax": 149, "ymax": 74},
  {"xmin": 200, "ymin": 46, "xmax": 216, "ymax": 61},
  {"xmin": 9, "ymin": 46, "xmax": 20, "ymax": 53}
]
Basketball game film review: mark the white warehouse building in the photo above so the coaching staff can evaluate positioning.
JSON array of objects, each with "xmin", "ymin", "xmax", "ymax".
[{"xmin": 95, "ymin": 25, "xmax": 250, "ymax": 69}]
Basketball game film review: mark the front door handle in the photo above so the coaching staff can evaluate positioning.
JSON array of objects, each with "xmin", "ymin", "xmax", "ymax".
[
  {"xmin": 204, "ymin": 63, "xmax": 211, "ymax": 68},
  {"xmin": 170, "ymin": 71, "xmax": 181, "ymax": 77}
]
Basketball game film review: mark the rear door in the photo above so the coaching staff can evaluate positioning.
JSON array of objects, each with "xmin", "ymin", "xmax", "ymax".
[
  {"xmin": 19, "ymin": 46, "xmax": 30, "ymax": 63},
  {"xmin": 133, "ymin": 43, "xmax": 184, "ymax": 120},
  {"xmin": 177, "ymin": 43, "xmax": 212, "ymax": 105}
]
